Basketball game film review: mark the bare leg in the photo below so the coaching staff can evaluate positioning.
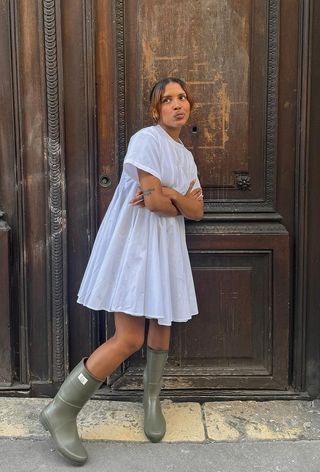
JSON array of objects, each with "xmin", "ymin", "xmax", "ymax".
[
  {"xmin": 147, "ymin": 319, "xmax": 171, "ymax": 351},
  {"xmin": 86, "ymin": 312, "xmax": 145, "ymax": 380}
]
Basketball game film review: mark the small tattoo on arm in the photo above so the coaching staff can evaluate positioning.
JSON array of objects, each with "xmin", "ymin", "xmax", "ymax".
[{"xmin": 142, "ymin": 187, "xmax": 155, "ymax": 197}]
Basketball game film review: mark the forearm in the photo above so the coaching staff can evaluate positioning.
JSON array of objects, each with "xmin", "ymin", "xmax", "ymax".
[
  {"xmin": 135, "ymin": 169, "xmax": 179, "ymax": 217},
  {"xmin": 149, "ymin": 195, "xmax": 180, "ymax": 217},
  {"xmin": 171, "ymin": 193, "xmax": 203, "ymax": 221}
]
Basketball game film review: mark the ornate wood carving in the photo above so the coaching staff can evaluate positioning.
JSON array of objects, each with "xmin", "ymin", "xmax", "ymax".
[
  {"xmin": 264, "ymin": 0, "xmax": 279, "ymax": 210},
  {"xmin": 43, "ymin": 0, "xmax": 67, "ymax": 381},
  {"xmin": 186, "ymin": 222, "xmax": 288, "ymax": 235},
  {"xmin": 235, "ymin": 173, "xmax": 251, "ymax": 191},
  {"xmin": 115, "ymin": 0, "xmax": 126, "ymax": 169}
]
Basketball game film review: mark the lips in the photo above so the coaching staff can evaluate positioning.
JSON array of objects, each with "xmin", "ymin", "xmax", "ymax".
[{"xmin": 174, "ymin": 112, "xmax": 185, "ymax": 119}]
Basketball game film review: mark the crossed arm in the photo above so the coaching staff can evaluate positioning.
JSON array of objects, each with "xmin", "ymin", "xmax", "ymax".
[{"xmin": 129, "ymin": 169, "xmax": 204, "ymax": 221}]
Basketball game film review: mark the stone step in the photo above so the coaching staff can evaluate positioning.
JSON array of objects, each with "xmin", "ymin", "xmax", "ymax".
[{"xmin": 0, "ymin": 398, "xmax": 320, "ymax": 443}]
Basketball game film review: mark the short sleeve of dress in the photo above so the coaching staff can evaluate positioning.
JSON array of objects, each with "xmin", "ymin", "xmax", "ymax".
[
  {"xmin": 123, "ymin": 131, "xmax": 161, "ymax": 183},
  {"xmin": 193, "ymin": 175, "xmax": 201, "ymax": 190},
  {"xmin": 191, "ymin": 157, "xmax": 202, "ymax": 190}
]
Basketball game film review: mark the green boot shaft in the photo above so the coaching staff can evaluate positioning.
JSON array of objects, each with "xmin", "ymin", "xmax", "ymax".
[{"xmin": 143, "ymin": 347, "xmax": 168, "ymax": 443}]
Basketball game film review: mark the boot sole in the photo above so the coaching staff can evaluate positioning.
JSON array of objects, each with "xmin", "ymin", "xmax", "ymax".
[{"xmin": 40, "ymin": 410, "xmax": 87, "ymax": 466}]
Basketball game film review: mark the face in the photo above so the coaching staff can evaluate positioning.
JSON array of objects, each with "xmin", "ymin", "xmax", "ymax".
[{"xmin": 157, "ymin": 82, "xmax": 191, "ymax": 131}]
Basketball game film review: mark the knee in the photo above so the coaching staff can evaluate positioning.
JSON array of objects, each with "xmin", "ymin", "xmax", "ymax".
[
  {"xmin": 114, "ymin": 332, "xmax": 145, "ymax": 356},
  {"xmin": 123, "ymin": 335, "xmax": 145, "ymax": 355}
]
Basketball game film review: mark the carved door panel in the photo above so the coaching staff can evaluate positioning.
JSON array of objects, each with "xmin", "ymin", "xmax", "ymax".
[{"xmin": 93, "ymin": 0, "xmax": 292, "ymax": 396}]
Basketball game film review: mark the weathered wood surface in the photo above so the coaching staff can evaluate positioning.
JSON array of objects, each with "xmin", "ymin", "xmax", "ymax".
[
  {"xmin": 1, "ymin": 0, "xmax": 319, "ymax": 399},
  {"xmin": 126, "ymin": 0, "xmax": 268, "ymax": 204}
]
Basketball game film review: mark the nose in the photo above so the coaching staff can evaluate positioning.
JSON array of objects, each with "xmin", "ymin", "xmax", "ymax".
[{"xmin": 172, "ymin": 99, "xmax": 181, "ymax": 109}]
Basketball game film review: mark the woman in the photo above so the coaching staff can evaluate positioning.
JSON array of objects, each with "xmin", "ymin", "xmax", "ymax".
[{"xmin": 40, "ymin": 77, "xmax": 203, "ymax": 465}]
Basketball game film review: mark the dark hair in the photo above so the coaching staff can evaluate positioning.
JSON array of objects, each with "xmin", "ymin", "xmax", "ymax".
[{"xmin": 149, "ymin": 77, "xmax": 194, "ymax": 123}]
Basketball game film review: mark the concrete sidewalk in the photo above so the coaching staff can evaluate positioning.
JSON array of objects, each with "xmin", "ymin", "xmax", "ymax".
[
  {"xmin": 0, "ymin": 398, "xmax": 320, "ymax": 471},
  {"xmin": 1, "ymin": 439, "xmax": 320, "ymax": 472}
]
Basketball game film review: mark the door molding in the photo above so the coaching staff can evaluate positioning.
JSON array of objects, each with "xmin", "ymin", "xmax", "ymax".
[{"xmin": 43, "ymin": 0, "xmax": 68, "ymax": 381}]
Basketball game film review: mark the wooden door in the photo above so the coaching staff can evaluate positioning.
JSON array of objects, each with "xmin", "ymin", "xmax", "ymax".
[
  {"xmin": 93, "ymin": 0, "xmax": 291, "ymax": 397},
  {"xmin": 3, "ymin": 0, "xmax": 315, "ymax": 400}
]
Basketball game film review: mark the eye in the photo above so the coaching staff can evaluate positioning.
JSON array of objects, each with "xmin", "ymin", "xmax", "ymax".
[
  {"xmin": 161, "ymin": 97, "xmax": 171, "ymax": 104},
  {"xmin": 179, "ymin": 94, "xmax": 187, "ymax": 100}
]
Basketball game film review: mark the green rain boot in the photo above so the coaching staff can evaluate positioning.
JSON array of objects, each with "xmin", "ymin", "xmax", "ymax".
[
  {"xmin": 40, "ymin": 359, "xmax": 103, "ymax": 465},
  {"xmin": 143, "ymin": 347, "xmax": 168, "ymax": 443}
]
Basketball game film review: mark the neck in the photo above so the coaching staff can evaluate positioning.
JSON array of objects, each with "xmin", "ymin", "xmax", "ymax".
[{"xmin": 158, "ymin": 124, "xmax": 181, "ymax": 142}]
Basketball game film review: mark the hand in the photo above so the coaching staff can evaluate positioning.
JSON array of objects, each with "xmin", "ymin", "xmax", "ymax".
[
  {"xmin": 163, "ymin": 181, "xmax": 203, "ymax": 202},
  {"xmin": 188, "ymin": 187, "xmax": 203, "ymax": 201},
  {"xmin": 129, "ymin": 188, "xmax": 145, "ymax": 207},
  {"xmin": 185, "ymin": 180, "xmax": 203, "ymax": 201},
  {"xmin": 185, "ymin": 179, "xmax": 196, "ymax": 196}
]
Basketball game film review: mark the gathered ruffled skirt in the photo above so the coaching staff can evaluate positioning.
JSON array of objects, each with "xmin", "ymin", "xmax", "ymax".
[{"xmin": 77, "ymin": 174, "xmax": 198, "ymax": 326}]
